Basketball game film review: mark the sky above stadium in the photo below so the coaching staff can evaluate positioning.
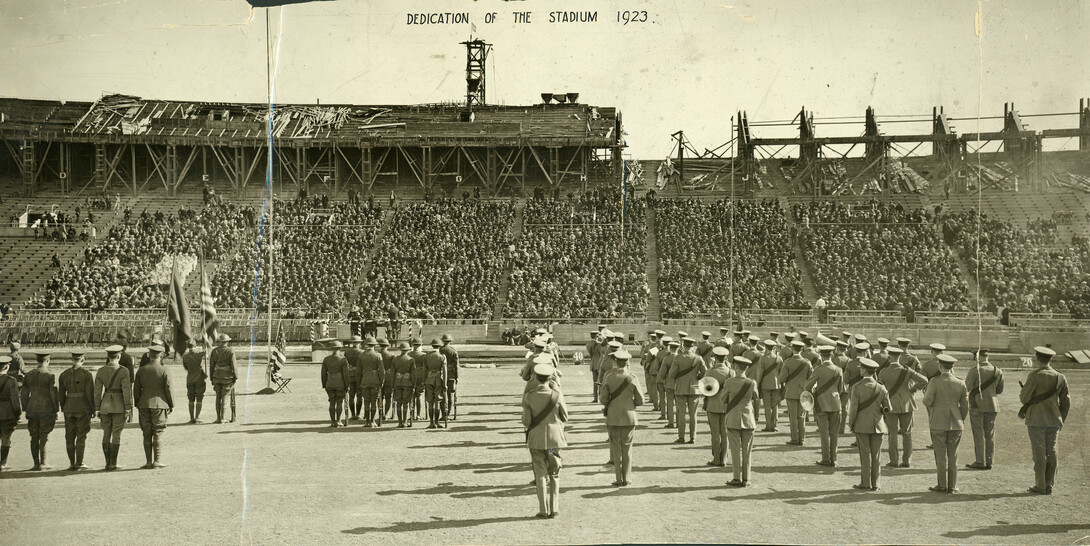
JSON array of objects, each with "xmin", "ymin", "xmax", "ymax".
[{"xmin": 1, "ymin": 0, "xmax": 1087, "ymax": 158}]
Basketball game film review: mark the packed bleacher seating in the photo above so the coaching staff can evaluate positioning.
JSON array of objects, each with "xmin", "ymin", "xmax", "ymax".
[
  {"xmin": 944, "ymin": 209, "xmax": 1090, "ymax": 318},
  {"xmin": 507, "ymin": 189, "xmax": 647, "ymax": 318},
  {"xmin": 795, "ymin": 201, "xmax": 969, "ymax": 314},
  {"xmin": 357, "ymin": 199, "xmax": 514, "ymax": 320},
  {"xmin": 212, "ymin": 199, "xmax": 382, "ymax": 312},
  {"xmin": 656, "ymin": 199, "xmax": 804, "ymax": 318}
]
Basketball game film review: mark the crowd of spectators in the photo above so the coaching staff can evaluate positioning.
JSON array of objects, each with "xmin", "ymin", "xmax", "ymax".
[
  {"xmin": 357, "ymin": 199, "xmax": 514, "ymax": 319},
  {"xmin": 656, "ymin": 199, "xmax": 805, "ymax": 318},
  {"xmin": 213, "ymin": 199, "xmax": 382, "ymax": 312},
  {"xmin": 944, "ymin": 209, "xmax": 1090, "ymax": 318},
  {"xmin": 797, "ymin": 201, "xmax": 969, "ymax": 313},
  {"xmin": 506, "ymin": 189, "xmax": 647, "ymax": 318}
]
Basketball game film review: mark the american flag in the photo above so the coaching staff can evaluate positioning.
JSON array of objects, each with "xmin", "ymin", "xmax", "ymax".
[
  {"xmin": 272, "ymin": 321, "xmax": 287, "ymax": 365},
  {"xmin": 199, "ymin": 262, "xmax": 219, "ymax": 347}
]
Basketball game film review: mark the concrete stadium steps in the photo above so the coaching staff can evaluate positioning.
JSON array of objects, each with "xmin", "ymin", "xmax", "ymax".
[
  {"xmin": 940, "ymin": 190, "xmax": 1090, "ymax": 240},
  {"xmin": 643, "ymin": 205, "xmax": 661, "ymax": 322},
  {"xmin": 0, "ymin": 239, "xmax": 89, "ymax": 307},
  {"xmin": 492, "ymin": 199, "xmax": 524, "ymax": 319},
  {"xmin": 781, "ymin": 197, "xmax": 820, "ymax": 304},
  {"xmin": 350, "ymin": 209, "xmax": 392, "ymax": 302}
]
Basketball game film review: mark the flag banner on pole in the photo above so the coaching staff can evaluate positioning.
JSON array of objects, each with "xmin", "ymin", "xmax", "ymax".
[
  {"xmin": 167, "ymin": 257, "xmax": 194, "ymax": 357},
  {"xmin": 200, "ymin": 264, "xmax": 220, "ymax": 346}
]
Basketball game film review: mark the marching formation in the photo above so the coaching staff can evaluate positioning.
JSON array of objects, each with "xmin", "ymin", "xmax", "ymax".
[{"xmin": 518, "ymin": 326, "xmax": 1073, "ymax": 517}]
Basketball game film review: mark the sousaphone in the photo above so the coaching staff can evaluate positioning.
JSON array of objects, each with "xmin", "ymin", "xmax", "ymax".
[{"xmin": 699, "ymin": 376, "xmax": 720, "ymax": 397}]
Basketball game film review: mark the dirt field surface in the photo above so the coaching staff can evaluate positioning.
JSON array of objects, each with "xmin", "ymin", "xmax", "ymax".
[{"xmin": 2, "ymin": 361, "xmax": 1088, "ymax": 545}]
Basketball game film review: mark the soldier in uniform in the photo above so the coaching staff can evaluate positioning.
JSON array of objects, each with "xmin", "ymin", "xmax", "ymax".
[
  {"xmin": 895, "ymin": 337, "xmax": 921, "ymax": 372},
  {"xmin": 95, "ymin": 345, "xmax": 131, "ymax": 470},
  {"xmin": 522, "ymin": 362, "xmax": 568, "ymax": 518},
  {"xmin": 599, "ymin": 349, "xmax": 643, "ymax": 487},
  {"xmin": 344, "ymin": 335, "xmax": 365, "ymax": 421},
  {"xmin": 117, "ymin": 335, "xmax": 136, "ymax": 407},
  {"xmin": 842, "ymin": 342, "xmax": 870, "ymax": 436},
  {"xmin": 423, "ymin": 339, "xmax": 448, "ymax": 429},
  {"xmin": 1020, "ymin": 346, "xmax": 1070, "ymax": 495},
  {"xmin": 651, "ymin": 335, "xmax": 672, "ymax": 421},
  {"xmin": 696, "ymin": 331, "xmax": 715, "ymax": 362},
  {"xmin": 408, "ymin": 337, "xmax": 427, "ymax": 426},
  {"xmin": 669, "ymin": 337, "xmax": 704, "ymax": 444},
  {"xmin": 755, "ymin": 339, "xmax": 783, "ymax": 432},
  {"xmin": 392, "ymin": 341, "xmax": 415, "ymax": 428},
  {"xmin": 872, "ymin": 338, "xmax": 891, "ymax": 371},
  {"xmin": 923, "ymin": 354, "xmax": 968, "ymax": 493},
  {"xmin": 702, "ymin": 346, "xmax": 733, "ymax": 467},
  {"xmin": 848, "ymin": 358, "xmax": 890, "ymax": 491},
  {"xmin": 601, "ymin": 339, "xmax": 622, "ymax": 387},
  {"xmin": 0, "ymin": 356, "xmax": 21, "ymax": 471},
  {"xmin": 803, "ymin": 345, "xmax": 846, "ymax": 467},
  {"xmin": 356, "ymin": 336, "xmax": 385, "ymax": 427},
  {"xmin": 439, "ymin": 334, "xmax": 460, "ymax": 421},
  {"xmin": 22, "ymin": 351, "xmax": 59, "ymax": 470},
  {"xmin": 657, "ymin": 339, "xmax": 680, "ymax": 428},
  {"xmin": 778, "ymin": 340, "xmax": 811, "ymax": 446},
  {"xmin": 722, "ymin": 356, "xmax": 758, "ymax": 487},
  {"xmin": 320, "ymin": 341, "xmax": 349, "ymax": 428},
  {"xmin": 59, "ymin": 351, "xmax": 95, "ymax": 471},
  {"xmin": 209, "ymin": 333, "xmax": 238, "ymax": 424},
  {"xmin": 965, "ymin": 348, "xmax": 1003, "ymax": 470},
  {"xmin": 742, "ymin": 335, "xmax": 764, "ymax": 422},
  {"xmin": 729, "ymin": 329, "xmax": 748, "ymax": 358},
  {"xmin": 133, "ymin": 345, "xmax": 174, "ymax": 468},
  {"xmin": 779, "ymin": 332, "xmax": 797, "ymax": 361},
  {"xmin": 878, "ymin": 346, "xmax": 927, "ymax": 468},
  {"xmin": 180, "ymin": 340, "xmax": 207, "ymax": 424},
  {"xmin": 521, "ymin": 339, "xmax": 548, "ymax": 385},
  {"xmin": 587, "ymin": 331, "xmax": 602, "ymax": 403},
  {"xmin": 378, "ymin": 338, "xmax": 396, "ymax": 421},
  {"xmin": 714, "ymin": 327, "xmax": 732, "ymax": 350},
  {"xmin": 7, "ymin": 342, "xmax": 27, "ymax": 390},
  {"xmin": 921, "ymin": 343, "xmax": 946, "ymax": 382}
]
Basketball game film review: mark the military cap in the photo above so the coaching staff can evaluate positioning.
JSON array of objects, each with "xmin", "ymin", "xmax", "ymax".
[
  {"xmin": 1034, "ymin": 346, "xmax": 1056, "ymax": 359},
  {"xmin": 712, "ymin": 346, "xmax": 730, "ymax": 357},
  {"xmin": 677, "ymin": 330, "xmax": 690, "ymax": 338},
  {"xmin": 377, "ymin": 338, "xmax": 390, "ymax": 346},
  {"xmin": 654, "ymin": 329, "xmax": 667, "ymax": 336},
  {"xmin": 732, "ymin": 356, "xmax": 753, "ymax": 367},
  {"xmin": 974, "ymin": 348, "xmax": 989, "ymax": 357},
  {"xmin": 854, "ymin": 334, "xmax": 868, "ymax": 341},
  {"xmin": 71, "ymin": 351, "xmax": 86, "ymax": 358},
  {"xmin": 9, "ymin": 342, "xmax": 20, "ymax": 350},
  {"xmin": 328, "ymin": 341, "xmax": 344, "ymax": 349},
  {"xmin": 667, "ymin": 340, "xmax": 681, "ymax": 347},
  {"xmin": 858, "ymin": 358, "xmax": 879, "ymax": 370},
  {"xmin": 797, "ymin": 330, "xmax": 810, "ymax": 339},
  {"xmin": 841, "ymin": 331, "xmax": 853, "ymax": 338},
  {"xmin": 937, "ymin": 354, "xmax": 956, "ymax": 366},
  {"xmin": 888, "ymin": 346, "xmax": 904, "ymax": 355},
  {"xmin": 896, "ymin": 337, "xmax": 911, "ymax": 345},
  {"xmin": 215, "ymin": 333, "xmax": 231, "ymax": 344},
  {"xmin": 349, "ymin": 335, "xmax": 363, "ymax": 343},
  {"xmin": 601, "ymin": 329, "xmax": 615, "ymax": 338},
  {"xmin": 440, "ymin": 334, "xmax": 454, "ymax": 342},
  {"xmin": 876, "ymin": 337, "xmax": 890, "ymax": 345},
  {"xmin": 612, "ymin": 350, "xmax": 632, "ymax": 360},
  {"xmin": 835, "ymin": 340, "xmax": 849, "ymax": 348},
  {"xmin": 608, "ymin": 340, "xmax": 623, "ymax": 349},
  {"xmin": 597, "ymin": 324, "xmax": 607, "ymax": 330},
  {"xmin": 733, "ymin": 329, "xmax": 744, "ymax": 335},
  {"xmin": 410, "ymin": 337, "xmax": 423, "ymax": 345},
  {"xmin": 0, "ymin": 355, "xmax": 10, "ymax": 365},
  {"xmin": 682, "ymin": 336, "xmax": 696, "ymax": 343},
  {"xmin": 535, "ymin": 328, "xmax": 548, "ymax": 335},
  {"xmin": 533, "ymin": 362, "xmax": 556, "ymax": 377},
  {"xmin": 701, "ymin": 331, "xmax": 712, "ymax": 338},
  {"xmin": 741, "ymin": 329, "xmax": 752, "ymax": 336},
  {"xmin": 817, "ymin": 345, "xmax": 835, "ymax": 353},
  {"xmin": 855, "ymin": 342, "xmax": 871, "ymax": 351},
  {"xmin": 660, "ymin": 335, "xmax": 674, "ymax": 343},
  {"xmin": 532, "ymin": 338, "xmax": 548, "ymax": 348},
  {"xmin": 532, "ymin": 353, "xmax": 554, "ymax": 365},
  {"xmin": 748, "ymin": 335, "xmax": 760, "ymax": 342},
  {"xmin": 784, "ymin": 332, "xmax": 798, "ymax": 339},
  {"xmin": 363, "ymin": 335, "xmax": 377, "ymax": 345},
  {"xmin": 396, "ymin": 341, "xmax": 411, "ymax": 350},
  {"xmin": 769, "ymin": 331, "xmax": 779, "ymax": 339},
  {"xmin": 105, "ymin": 344, "xmax": 124, "ymax": 354},
  {"xmin": 612, "ymin": 332, "xmax": 624, "ymax": 340},
  {"xmin": 790, "ymin": 340, "xmax": 805, "ymax": 348},
  {"xmin": 929, "ymin": 343, "xmax": 946, "ymax": 351},
  {"xmin": 763, "ymin": 339, "xmax": 777, "ymax": 348},
  {"xmin": 146, "ymin": 345, "xmax": 165, "ymax": 354},
  {"xmin": 34, "ymin": 351, "xmax": 51, "ymax": 358},
  {"xmin": 719, "ymin": 327, "xmax": 730, "ymax": 332},
  {"xmin": 429, "ymin": 339, "xmax": 442, "ymax": 347},
  {"xmin": 591, "ymin": 330, "xmax": 601, "ymax": 336}
]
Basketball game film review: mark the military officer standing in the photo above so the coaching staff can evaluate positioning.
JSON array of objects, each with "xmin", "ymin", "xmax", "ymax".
[
  {"xmin": 320, "ymin": 341, "xmax": 349, "ymax": 428},
  {"xmin": 964, "ymin": 348, "xmax": 1003, "ymax": 470},
  {"xmin": 640, "ymin": 331, "xmax": 660, "ymax": 410},
  {"xmin": 696, "ymin": 331, "xmax": 715, "ymax": 361},
  {"xmin": 848, "ymin": 358, "xmax": 890, "ymax": 491},
  {"xmin": 94, "ymin": 345, "xmax": 131, "ymax": 470},
  {"xmin": 587, "ymin": 331, "xmax": 602, "ymax": 402},
  {"xmin": 0, "ymin": 357, "xmax": 21, "ymax": 471},
  {"xmin": 702, "ymin": 346, "xmax": 733, "ymax": 467},
  {"xmin": 652, "ymin": 335, "xmax": 672, "ymax": 421},
  {"xmin": 209, "ymin": 333, "xmax": 238, "ymax": 424},
  {"xmin": 356, "ymin": 336, "xmax": 385, "ymax": 427},
  {"xmin": 423, "ymin": 339, "xmax": 448, "ymax": 429},
  {"xmin": 670, "ymin": 337, "xmax": 704, "ymax": 444},
  {"xmin": 779, "ymin": 340, "xmax": 811, "ymax": 446},
  {"xmin": 804, "ymin": 345, "xmax": 846, "ymax": 467},
  {"xmin": 522, "ymin": 362, "xmax": 568, "ymax": 518},
  {"xmin": 392, "ymin": 341, "xmax": 415, "ymax": 428},
  {"xmin": 921, "ymin": 343, "xmax": 946, "ymax": 382},
  {"xmin": 59, "ymin": 351, "xmax": 95, "ymax": 471},
  {"xmin": 872, "ymin": 338, "xmax": 891, "ymax": 371},
  {"xmin": 117, "ymin": 335, "xmax": 136, "ymax": 407},
  {"xmin": 1020, "ymin": 346, "xmax": 1070, "ymax": 495},
  {"xmin": 344, "ymin": 335, "xmax": 365, "ymax": 421},
  {"xmin": 600, "ymin": 349, "xmax": 643, "ymax": 487},
  {"xmin": 180, "ymin": 340, "xmax": 207, "ymax": 424},
  {"xmin": 657, "ymin": 339, "xmax": 680, "ymax": 428},
  {"xmin": 378, "ymin": 338, "xmax": 396, "ymax": 420},
  {"xmin": 21, "ymin": 351, "xmax": 59, "ymax": 470},
  {"xmin": 842, "ymin": 342, "xmax": 871, "ymax": 436},
  {"xmin": 133, "ymin": 345, "xmax": 174, "ymax": 469},
  {"xmin": 714, "ymin": 327, "xmax": 731, "ymax": 350},
  {"xmin": 439, "ymin": 334, "xmax": 459, "ymax": 421},
  {"xmin": 755, "ymin": 339, "xmax": 783, "ymax": 432},
  {"xmin": 879, "ymin": 346, "xmax": 928, "ymax": 468},
  {"xmin": 923, "ymin": 354, "xmax": 968, "ymax": 493},
  {"xmin": 895, "ymin": 337, "xmax": 921, "ymax": 372},
  {"xmin": 723, "ymin": 356, "xmax": 758, "ymax": 487},
  {"xmin": 408, "ymin": 337, "xmax": 427, "ymax": 425},
  {"xmin": 7, "ymin": 342, "xmax": 27, "ymax": 389}
]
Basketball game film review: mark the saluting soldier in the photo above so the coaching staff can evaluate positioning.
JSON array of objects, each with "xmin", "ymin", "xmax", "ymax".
[
  {"xmin": 848, "ymin": 358, "xmax": 890, "ymax": 491},
  {"xmin": 439, "ymin": 334, "xmax": 459, "ymax": 421},
  {"xmin": 344, "ymin": 335, "xmax": 365, "ymax": 421},
  {"xmin": 779, "ymin": 340, "xmax": 812, "ymax": 446},
  {"xmin": 133, "ymin": 345, "xmax": 173, "ymax": 469},
  {"xmin": 408, "ymin": 337, "xmax": 427, "ymax": 426},
  {"xmin": 965, "ymin": 348, "xmax": 1003, "ymax": 470},
  {"xmin": 378, "ymin": 338, "xmax": 396, "ymax": 421},
  {"xmin": 392, "ymin": 341, "xmax": 415, "ymax": 428},
  {"xmin": 804, "ymin": 345, "xmax": 846, "ymax": 467},
  {"xmin": 0, "ymin": 357, "xmax": 21, "ymax": 471},
  {"xmin": 878, "ymin": 346, "xmax": 927, "ymax": 468},
  {"xmin": 600, "ymin": 349, "xmax": 643, "ymax": 487},
  {"xmin": 59, "ymin": 351, "xmax": 95, "ymax": 471},
  {"xmin": 895, "ymin": 337, "xmax": 921, "ymax": 372},
  {"xmin": 722, "ymin": 356, "xmax": 758, "ymax": 487},
  {"xmin": 95, "ymin": 345, "xmax": 131, "ymax": 470},
  {"xmin": 1020, "ymin": 346, "xmax": 1071, "ymax": 495},
  {"xmin": 320, "ymin": 341, "xmax": 349, "ymax": 428},
  {"xmin": 356, "ymin": 336, "xmax": 385, "ymax": 427},
  {"xmin": 755, "ymin": 339, "xmax": 783, "ymax": 432},
  {"xmin": 923, "ymin": 354, "xmax": 968, "ymax": 493},
  {"xmin": 657, "ymin": 339, "xmax": 680, "ymax": 428},
  {"xmin": 180, "ymin": 340, "xmax": 207, "ymax": 424},
  {"xmin": 423, "ymin": 339, "xmax": 448, "ymax": 429},
  {"xmin": 209, "ymin": 333, "xmax": 238, "ymax": 424},
  {"xmin": 523, "ymin": 361, "xmax": 568, "ymax": 519},
  {"xmin": 587, "ymin": 331, "xmax": 602, "ymax": 403},
  {"xmin": 702, "ymin": 346, "xmax": 733, "ymax": 467},
  {"xmin": 21, "ymin": 351, "xmax": 59, "ymax": 470},
  {"xmin": 670, "ymin": 336, "xmax": 704, "ymax": 444}
]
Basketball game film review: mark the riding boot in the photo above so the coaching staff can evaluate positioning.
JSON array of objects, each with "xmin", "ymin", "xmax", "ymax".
[
  {"xmin": 39, "ymin": 440, "xmax": 50, "ymax": 470},
  {"xmin": 229, "ymin": 401, "xmax": 236, "ymax": 423},
  {"xmin": 76, "ymin": 444, "xmax": 89, "ymax": 471},
  {"xmin": 67, "ymin": 444, "xmax": 77, "ymax": 470},
  {"xmin": 142, "ymin": 440, "xmax": 154, "ymax": 469},
  {"xmin": 0, "ymin": 445, "xmax": 9, "ymax": 470},
  {"xmin": 102, "ymin": 443, "xmax": 111, "ymax": 470},
  {"xmin": 152, "ymin": 435, "xmax": 166, "ymax": 468},
  {"xmin": 31, "ymin": 440, "xmax": 41, "ymax": 471},
  {"xmin": 111, "ymin": 444, "xmax": 124, "ymax": 470}
]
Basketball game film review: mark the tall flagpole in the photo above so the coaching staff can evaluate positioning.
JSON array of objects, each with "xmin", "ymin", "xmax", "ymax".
[{"xmin": 265, "ymin": 9, "xmax": 276, "ymax": 363}]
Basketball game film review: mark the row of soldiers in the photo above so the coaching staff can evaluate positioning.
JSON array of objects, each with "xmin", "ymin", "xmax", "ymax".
[{"xmin": 318, "ymin": 334, "xmax": 459, "ymax": 429}]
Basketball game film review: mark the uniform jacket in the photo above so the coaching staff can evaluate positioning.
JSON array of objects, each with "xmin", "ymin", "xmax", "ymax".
[
  {"xmin": 721, "ymin": 375, "xmax": 758, "ymax": 429},
  {"xmin": 702, "ymin": 364, "xmax": 734, "ymax": 413},
  {"xmin": 848, "ymin": 376, "xmax": 890, "ymax": 434},
  {"xmin": 878, "ymin": 362, "xmax": 927, "ymax": 414},
  {"xmin": 843, "ymin": 358, "xmax": 864, "ymax": 390},
  {"xmin": 964, "ymin": 363, "xmax": 1004, "ymax": 413},
  {"xmin": 778, "ymin": 345, "xmax": 794, "ymax": 362},
  {"xmin": 20, "ymin": 368, "xmax": 58, "ymax": 416},
  {"xmin": 801, "ymin": 347, "xmax": 820, "ymax": 367},
  {"xmin": 756, "ymin": 353, "xmax": 783, "ymax": 391},
  {"xmin": 599, "ymin": 353, "xmax": 615, "ymax": 382},
  {"xmin": 833, "ymin": 354, "xmax": 850, "ymax": 371},
  {"xmin": 94, "ymin": 363, "xmax": 132, "ymax": 414},
  {"xmin": 209, "ymin": 346, "xmax": 238, "ymax": 384},
  {"xmin": 729, "ymin": 341, "xmax": 747, "ymax": 358},
  {"xmin": 321, "ymin": 355, "xmax": 350, "ymax": 391},
  {"xmin": 119, "ymin": 352, "xmax": 136, "ymax": 384},
  {"xmin": 587, "ymin": 341, "xmax": 600, "ymax": 371},
  {"xmin": 59, "ymin": 366, "xmax": 95, "ymax": 415},
  {"xmin": 344, "ymin": 347, "xmax": 365, "ymax": 380},
  {"xmin": 651, "ymin": 347, "xmax": 669, "ymax": 378},
  {"xmin": 670, "ymin": 352, "xmax": 704, "ymax": 395},
  {"xmin": 921, "ymin": 357, "xmax": 942, "ymax": 381},
  {"xmin": 392, "ymin": 354, "xmax": 414, "ymax": 388},
  {"xmin": 423, "ymin": 351, "xmax": 448, "ymax": 388},
  {"xmin": 778, "ymin": 355, "xmax": 812, "ymax": 400},
  {"xmin": 599, "ymin": 367, "xmax": 644, "ymax": 426},
  {"xmin": 356, "ymin": 349, "xmax": 385, "ymax": 387},
  {"xmin": 1019, "ymin": 366, "xmax": 1071, "ymax": 428},
  {"xmin": 522, "ymin": 382, "xmax": 569, "ymax": 449},
  {"xmin": 0, "ymin": 374, "xmax": 21, "ymax": 420},
  {"xmin": 658, "ymin": 352, "xmax": 677, "ymax": 390},
  {"xmin": 409, "ymin": 349, "xmax": 428, "ymax": 387},
  {"xmin": 182, "ymin": 352, "xmax": 207, "ymax": 385},
  {"xmin": 380, "ymin": 349, "xmax": 397, "ymax": 388},
  {"xmin": 521, "ymin": 352, "xmax": 544, "ymax": 382},
  {"xmin": 439, "ymin": 345, "xmax": 459, "ymax": 381},
  {"xmin": 803, "ymin": 361, "xmax": 846, "ymax": 413},
  {"xmin": 922, "ymin": 371, "xmax": 969, "ymax": 431},
  {"xmin": 696, "ymin": 340, "xmax": 715, "ymax": 360},
  {"xmin": 872, "ymin": 351, "xmax": 890, "ymax": 371},
  {"xmin": 901, "ymin": 353, "xmax": 922, "ymax": 373},
  {"xmin": 6, "ymin": 353, "xmax": 27, "ymax": 381},
  {"xmin": 134, "ymin": 362, "xmax": 174, "ymax": 410}
]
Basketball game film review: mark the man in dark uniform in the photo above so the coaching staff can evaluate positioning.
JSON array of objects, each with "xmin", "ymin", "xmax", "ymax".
[
  {"xmin": 896, "ymin": 337, "xmax": 921, "ymax": 372},
  {"xmin": 134, "ymin": 345, "xmax": 173, "ymax": 468},
  {"xmin": 21, "ymin": 351, "xmax": 59, "ymax": 470},
  {"xmin": 320, "ymin": 341, "xmax": 349, "ymax": 428},
  {"xmin": 670, "ymin": 337, "xmax": 704, "ymax": 444},
  {"xmin": 1020, "ymin": 346, "xmax": 1071, "ymax": 494},
  {"xmin": 7, "ymin": 342, "xmax": 27, "ymax": 390},
  {"xmin": 872, "ymin": 338, "xmax": 891, "ymax": 371},
  {"xmin": 965, "ymin": 348, "xmax": 1003, "ymax": 470},
  {"xmin": 879, "ymin": 346, "xmax": 928, "ymax": 468},
  {"xmin": 344, "ymin": 336, "xmax": 364, "ymax": 421},
  {"xmin": 59, "ymin": 351, "xmax": 95, "ymax": 471},
  {"xmin": 378, "ymin": 338, "xmax": 396, "ymax": 420},
  {"xmin": 117, "ymin": 335, "xmax": 136, "ymax": 415},
  {"xmin": 923, "ymin": 353, "xmax": 968, "ymax": 493},
  {"xmin": 423, "ymin": 339, "xmax": 448, "ymax": 428},
  {"xmin": 696, "ymin": 331, "xmax": 715, "ymax": 362},
  {"xmin": 755, "ymin": 339, "xmax": 783, "ymax": 432},
  {"xmin": 180, "ymin": 340, "xmax": 207, "ymax": 424},
  {"xmin": 848, "ymin": 358, "xmax": 891, "ymax": 491},
  {"xmin": 778, "ymin": 340, "xmax": 811, "ymax": 446},
  {"xmin": 356, "ymin": 336, "xmax": 385, "ymax": 427},
  {"xmin": 392, "ymin": 341, "xmax": 415, "ymax": 428},
  {"xmin": 209, "ymin": 333, "xmax": 238, "ymax": 424},
  {"xmin": 587, "ymin": 332, "xmax": 601, "ymax": 403},
  {"xmin": 0, "ymin": 356, "xmax": 21, "ymax": 471},
  {"xmin": 95, "ymin": 345, "xmax": 131, "ymax": 470},
  {"xmin": 408, "ymin": 337, "xmax": 427, "ymax": 426},
  {"xmin": 439, "ymin": 333, "xmax": 459, "ymax": 421},
  {"xmin": 803, "ymin": 345, "xmax": 845, "ymax": 467}
]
